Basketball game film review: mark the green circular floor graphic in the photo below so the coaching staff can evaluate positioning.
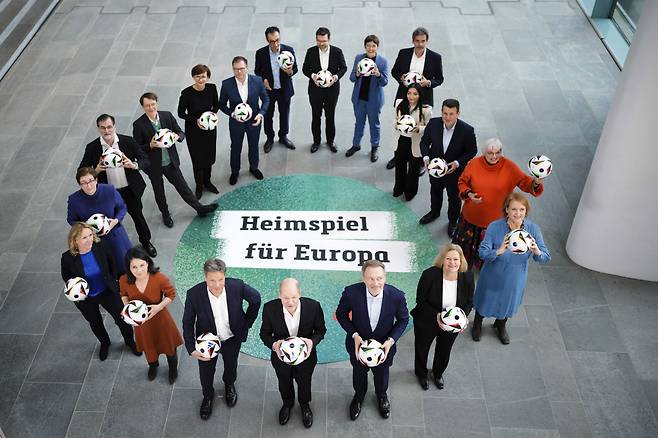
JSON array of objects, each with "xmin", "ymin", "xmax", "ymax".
[{"xmin": 174, "ymin": 174, "xmax": 436, "ymax": 363}]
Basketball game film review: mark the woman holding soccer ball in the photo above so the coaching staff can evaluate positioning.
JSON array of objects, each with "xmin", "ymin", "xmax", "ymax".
[
  {"xmin": 472, "ymin": 193, "xmax": 550, "ymax": 344},
  {"xmin": 411, "ymin": 244, "xmax": 474, "ymax": 390}
]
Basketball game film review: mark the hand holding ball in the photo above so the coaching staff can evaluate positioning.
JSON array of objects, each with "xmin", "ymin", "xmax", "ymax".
[
  {"xmin": 197, "ymin": 111, "xmax": 218, "ymax": 130},
  {"xmin": 121, "ymin": 300, "xmax": 149, "ymax": 326},
  {"xmin": 277, "ymin": 51, "xmax": 295, "ymax": 69},
  {"xmin": 357, "ymin": 58, "xmax": 377, "ymax": 76},
  {"xmin": 315, "ymin": 70, "xmax": 335, "ymax": 88},
  {"xmin": 279, "ymin": 336, "xmax": 309, "ymax": 365},
  {"xmin": 396, "ymin": 114, "xmax": 416, "ymax": 135},
  {"xmin": 528, "ymin": 155, "xmax": 553, "ymax": 179},
  {"xmin": 232, "ymin": 103, "xmax": 253, "ymax": 122},
  {"xmin": 101, "ymin": 148, "xmax": 123, "ymax": 168},
  {"xmin": 357, "ymin": 339, "xmax": 386, "ymax": 367},
  {"xmin": 428, "ymin": 158, "xmax": 449, "ymax": 178},
  {"xmin": 507, "ymin": 229, "xmax": 532, "ymax": 254},
  {"xmin": 438, "ymin": 306, "xmax": 468, "ymax": 333},
  {"xmin": 195, "ymin": 332, "xmax": 221, "ymax": 359},
  {"xmin": 153, "ymin": 129, "xmax": 177, "ymax": 148}
]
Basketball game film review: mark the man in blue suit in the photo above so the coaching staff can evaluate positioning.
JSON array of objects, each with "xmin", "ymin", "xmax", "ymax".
[
  {"xmin": 254, "ymin": 26, "xmax": 298, "ymax": 153},
  {"xmin": 219, "ymin": 56, "xmax": 270, "ymax": 186},
  {"xmin": 336, "ymin": 260, "xmax": 410, "ymax": 421},
  {"xmin": 182, "ymin": 258, "xmax": 261, "ymax": 420}
]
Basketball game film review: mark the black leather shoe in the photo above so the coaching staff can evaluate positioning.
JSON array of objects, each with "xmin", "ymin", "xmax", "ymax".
[
  {"xmin": 225, "ymin": 383, "xmax": 238, "ymax": 407},
  {"xmin": 200, "ymin": 395, "xmax": 213, "ymax": 420},
  {"xmin": 162, "ymin": 214, "xmax": 174, "ymax": 228},
  {"xmin": 345, "ymin": 146, "xmax": 361, "ymax": 157},
  {"xmin": 327, "ymin": 142, "xmax": 338, "ymax": 153},
  {"xmin": 386, "ymin": 157, "xmax": 396, "ymax": 169},
  {"xmin": 494, "ymin": 320, "xmax": 510, "ymax": 344},
  {"xmin": 279, "ymin": 404, "xmax": 292, "ymax": 425},
  {"xmin": 418, "ymin": 164, "xmax": 426, "ymax": 177},
  {"xmin": 197, "ymin": 203, "xmax": 218, "ymax": 217},
  {"xmin": 99, "ymin": 342, "xmax": 110, "ymax": 361},
  {"xmin": 310, "ymin": 143, "xmax": 320, "ymax": 153},
  {"xmin": 195, "ymin": 185, "xmax": 203, "ymax": 200},
  {"xmin": 370, "ymin": 149, "xmax": 379, "ymax": 163},
  {"xmin": 418, "ymin": 376, "xmax": 429, "ymax": 390},
  {"xmin": 142, "ymin": 242, "xmax": 157, "ymax": 258},
  {"xmin": 229, "ymin": 173, "xmax": 238, "ymax": 185},
  {"xmin": 280, "ymin": 137, "xmax": 296, "ymax": 150},
  {"xmin": 419, "ymin": 211, "xmax": 440, "ymax": 225},
  {"xmin": 472, "ymin": 313, "xmax": 483, "ymax": 342},
  {"xmin": 377, "ymin": 395, "xmax": 391, "ymax": 419},
  {"xmin": 148, "ymin": 363, "xmax": 158, "ymax": 381},
  {"xmin": 264, "ymin": 137, "xmax": 274, "ymax": 153},
  {"xmin": 393, "ymin": 189, "xmax": 403, "ymax": 198},
  {"xmin": 205, "ymin": 182, "xmax": 219, "ymax": 194},
  {"xmin": 447, "ymin": 221, "xmax": 457, "ymax": 238},
  {"xmin": 249, "ymin": 168, "xmax": 264, "ymax": 180},
  {"xmin": 301, "ymin": 403, "xmax": 313, "ymax": 428},
  {"xmin": 434, "ymin": 376, "xmax": 444, "ymax": 390},
  {"xmin": 349, "ymin": 396, "xmax": 362, "ymax": 421},
  {"xmin": 126, "ymin": 341, "xmax": 142, "ymax": 356}
]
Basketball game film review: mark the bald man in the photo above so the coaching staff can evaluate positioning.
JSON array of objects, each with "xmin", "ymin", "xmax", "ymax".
[{"xmin": 260, "ymin": 278, "xmax": 326, "ymax": 428}]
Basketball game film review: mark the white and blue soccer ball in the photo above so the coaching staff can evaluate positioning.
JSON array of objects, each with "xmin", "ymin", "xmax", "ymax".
[
  {"xmin": 279, "ymin": 336, "xmax": 309, "ymax": 365},
  {"xmin": 195, "ymin": 332, "xmax": 221, "ymax": 359},
  {"xmin": 528, "ymin": 155, "xmax": 553, "ymax": 179},
  {"xmin": 101, "ymin": 148, "xmax": 123, "ymax": 168},
  {"xmin": 358, "ymin": 339, "xmax": 385, "ymax": 367},
  {"xmin": 277, "ymin": 51, "xmax": 295, "ymax": 69},
  {"xmin": 153, "ymin": 128, "xmax": 176, "ymax": 148},
  {"xmin": 121, "ymin": 300, "xmax": 149, "ymax": 327},
  {"xmin": 357, "ymin": 57, "xmax": 377, "ymax": 76},
  {"xmin": 438, "ymin": 306, "xmax": 468, "ymax": 333},
  {"xmin": 198, "ymin": 111, "xmax": 219, "ymax": 131},
  {"xmin": 428, "ymin": 157, "xmax": 448, "ymax": 178},
  {"xmin": 86, "ymin": 213, "xmax": 111, "ymax": 236},
  {"xmin": 232, "ymin": 103, "xmax": 253, "ymax": 122},
  {"xmin": 64, "ymin": 277, "xmax": 89, "ymax": 302},
  {"xmin": 507, "ymin": 229, "xmax": 532, "ymax": 254}
]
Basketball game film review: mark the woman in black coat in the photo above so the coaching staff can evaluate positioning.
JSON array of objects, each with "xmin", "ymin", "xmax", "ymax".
[
  {"xmin": 411, "ymin": 243, "xmax": 474, "ymax": 390},
  {"xmin": 60, "ymin": 222, "xmax": 140, "ymax": 361}
]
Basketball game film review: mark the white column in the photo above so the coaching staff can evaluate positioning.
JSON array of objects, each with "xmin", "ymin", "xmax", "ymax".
[{"xmin": 566, "ymin": 1, "xmax": 658, "ymax": 282}]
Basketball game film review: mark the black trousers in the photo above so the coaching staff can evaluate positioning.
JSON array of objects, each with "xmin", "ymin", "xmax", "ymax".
[
  {"xmin": 413, "ymin": 319, "xmax": 459, "ymax": 379},
  {"xmin": 228, "ymin": 121, "xmax": 260, "ymax": 174},
  {"xmin": 117, "ymin": 187, "xmax": 151, "ymax": 245},
  {"xmin": 147, "ymin": 164, "xmax": 202, "ymax": 216},
  {"xmin": 271, "ymin": 354, "xmax": 316, "ymax": 406},
  {"xmin": 430, "ymin": 174, "xmax": 461, "ymax": 223},
  {"xmin": 198, "ymin": 336, "xmax": 241, "ymax": 398},
  {"xmin": 393, "ymin": 137, "xmax": 421, "ymax": 198},
  {"xmin": 350, "ymin": 354, "xmax": 390, "ymax": 400},
  {"xmin": 264, "ymin": 89, "xmax": 291, "ymax": 140},
  {"xmin": 75, "ymin": 290, "xmax": 134, "ymax": 346},
  {"xmin": 309, "ymin": 89, "xmax": 339, "ymax": 144}
]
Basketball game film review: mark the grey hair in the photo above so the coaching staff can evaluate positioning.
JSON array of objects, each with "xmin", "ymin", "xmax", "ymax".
[
  {"xmin": 279, "ymin": 278, "xmax": 301, "ymax": 294},
  {"xmin": 203, "ymin": 258, "xmax": 226, "ymax": 274},
  {"xmin": 482, "ymin": 137, "xmax": 503, "ymax": 154}
]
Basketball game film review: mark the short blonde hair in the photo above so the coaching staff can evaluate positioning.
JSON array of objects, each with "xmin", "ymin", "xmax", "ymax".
[
  {"xmin": 67, "ymin": 222, "xmax": 99, "ymax": 255},
  {"xmin": 433, "ymin": 243, "xmax": 468, "ymax": 272},
  {"xmin": 502, "ymin": 192, "xmax": 531, "ymax": 217}
]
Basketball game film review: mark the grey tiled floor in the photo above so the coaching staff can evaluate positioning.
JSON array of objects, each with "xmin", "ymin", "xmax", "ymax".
[{"xmin": 1, "ymin": 1, "xmax": 657, "ymax": 437}]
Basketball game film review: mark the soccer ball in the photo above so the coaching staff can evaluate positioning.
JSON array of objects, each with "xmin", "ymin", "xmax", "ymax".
[
  {"xmin": 86, "ymin": 213, "xmax": 111, "ymax": 235},
  {"xmin": 121, "ymin": 300, "xmax": 149, "ymax": 326},
  {"xmin": 153, "ymin": 128, "xmax": 176, "ymax": 148},
  {"xmin": 101, "ymin": 148, "xmax": 123, "ymax": 168},
  {"xmin": 198, "ymin": 111, "xmax": 218, "ymax": 130},
  {"xmin": 357, "ymin": 57, "xmax": 377, "ymax": 76},
  {"xmin": 438, "ymin": 306, "xmax": 468, "ymax": 333},
  {"xmin": 64, "ymin": 277, "xmax": 89, "ymax": 302},
  {"xmin": 428, "ymin": 157, "xmax": 448, "ymax": 178},
  {"xmin": 358, "ymin": 339, "xmax": 386, "ymax": 367},
  {"xmin": 195, "ymin": 332, "xmax": 221, "ymax": 359},
  {"xmin": 315, "ymin": 70, "xmax": 334, "ymax": 88},
  {"xmin": 403, "ymin": 71, "xmax": 423, "ymax": 87},
  {"xmin": 507, "ymin": 228, "xmax": 532, "ymax": 254},
  {"xmin": 279, "ymin": 337, "xmax": 309, "ymax": 365},
  {"xmin": 232, "ymin": 103, "xmax": 253, "ymax": 122},
  {"xmin": 277, "ymin": 51, "xmax": 295, "ymax": 69},
  {"xmin": 528, "ymin": 155, "xmax": 553, "ymax": 179},
  {"xmin": 396, "ymin": 114, "xmax": 417, "ymax": 135}
]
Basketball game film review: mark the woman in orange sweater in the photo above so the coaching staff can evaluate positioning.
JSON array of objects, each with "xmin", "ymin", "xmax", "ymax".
[{"xmin": 452, "ymin": 138, "xmax": 543, "ymax": 269}]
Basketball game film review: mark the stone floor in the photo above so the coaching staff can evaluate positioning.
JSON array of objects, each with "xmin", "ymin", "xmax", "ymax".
[{"xmin": 0, "ymin": 0, "xmax": 657, "ymax": 437}]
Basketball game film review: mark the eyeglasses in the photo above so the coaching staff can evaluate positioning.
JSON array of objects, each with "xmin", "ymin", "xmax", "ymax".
[
  {"xmin": 232, "ymin": 67, "xmax": 247, "ymax": 72},
  {"xmin": 79, "ymin": 178, "xmax": 96, "ymax": 186}
]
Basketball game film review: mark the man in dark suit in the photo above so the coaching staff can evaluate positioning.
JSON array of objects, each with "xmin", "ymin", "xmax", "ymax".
[
  {"xmin": 218, "ymin": 56, "xmax": 270, "ymax": 186},
  {"xmin": 79, "ymin": 114, "xmax": 157, "ymax": 257},
  {"xmin": 260, "ymin": 278, "xmax": 326, "ymax": 428},
  {"xmin": 301, "ymin": 27, "xmax": 348, "ymax": 153},
  {"xmin": 254, "ymin": 26, "xmax": 298, "ymax": 153},
  {"xmin": 419, "ymin": 98, "xmax": 477, "ymax": 236},
  {"xmin": 182, "ymin": 258, "xmax": 261, "ymax": 420},
  {"xmin": 386, "ymin": 27, "xmax": 444, "ymax": 172},
  {"xmin": 336, "ymin": 260, "xmax": 409, "ymax": 421},
  {"xmin": 132, "ymin": 92, "xmax": 217, "ymax": 228}
]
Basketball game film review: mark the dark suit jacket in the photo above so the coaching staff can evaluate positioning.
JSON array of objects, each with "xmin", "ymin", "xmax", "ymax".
[
  {"xmin": 420, "ymin": 118, "xmax": 477, "ymax": 180},
  {"xmin": 60, "ymin": 240, "xmax": 118, "ymax": 294},
  {"xmin": 336, "ymin": 283, "xmax": 409, "ymax": 365},
  {"xmin": 78, "ymin": 134, "xmax": 151, "ymax": 198},
  {"xmin": 410, "ymin": 268, "xmax": 474, "ymax": 324},
  {"xmin": 254, "ymin": 44, "xmax": 298, "ymax": 98},
  {"xmin": 218, "ymin": 74, "xmax": 270, "ymax": 123},
  {"xmin": 182, "ymin": 278, "xmax": 261, "ymax": 355},
  {"xmin": 132, "ymin": 111, "xmax": 185, "ymax": 175},
  {"xmin": 259, "ymin": 297, "xmax": 326, "ymax": 362},
  {"xmin": 391, "ymin": 47, "xmax": 444, "ymax": 106},
  {"xmin": 301, "ymin": 45, "xmax": 348, "ymax": 96}
]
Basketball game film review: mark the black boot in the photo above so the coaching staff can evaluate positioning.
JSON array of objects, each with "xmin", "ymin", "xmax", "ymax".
[
  {"xmin": 193, "ymin": 169, "xmax": 204, "ymax": 200},
  {"xmin": 203, "ymin": 167, "xmax": 219, "ymax": 194},
  {"xmin": 472, "ymin": 312, "xmax": 483, "ymax": 342},
  {"xmin": 167, "ymin": 352, "xmax": 178, "ymax": 384},
  {"xmin": 493, "ymin": 318, "xmax": 510, "ymax": 344},
  {"xmin": 148, "ymin": 361, "xmax": 159, "ymax": 381}
]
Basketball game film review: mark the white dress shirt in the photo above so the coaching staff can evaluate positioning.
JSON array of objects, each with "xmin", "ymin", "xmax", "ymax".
[
  {"xmin": 207, "ymin": 287, "xmax": 234, "ymax": 341},
  {"xmin": 442, "ymin": 279, "xmax": 458, "ymax": 310},
  {"xmin": 100, "ymin": 134, "xmax": 129, "ymax": 189},
  {"xmin": 319, "ymin": 46, "xmax": 330, "ymax": 71},
  {"xmin": 235, "ymin": 76, "xmax": 249, "ymax": 103},
  {"xmin": 409, "ymin": 48, "xmax": 426, "ymax": 75},
  {"xmin": 366, "ymin": 288, "xmax": 384, "ymax": 332},
  {"xmin": 442, "ymin": 122, "xmax": 455, "ymax": 154},
  {"xmin": 283, "ymin": 302, "xmax": 301, "ymax": 337}
]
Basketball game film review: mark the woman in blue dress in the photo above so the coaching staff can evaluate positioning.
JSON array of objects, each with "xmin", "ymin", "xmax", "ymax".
[
  {"xmin": 472, "ymin": 192, "xmax": 550, "ymax": 344},
  {"xmin": 67, "ymin": 167, "xmax": 133, "ymax": 275}
]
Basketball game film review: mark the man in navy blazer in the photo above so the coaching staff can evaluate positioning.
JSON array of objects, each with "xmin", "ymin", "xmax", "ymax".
[
  {"xmin": 254, "ymin": 26, "xmax": 298, "ymax": 153},
  {"xmin": 182, "ymin": 258, "xmax": 261, "ymax": 420},
  {"xmin": 419, "ymin": 98, "xmax": 477, "ymax": 236},
  {"xmin": 218, "ymin": 56, "xmax": 270, "ymax": 186},
  {"xmin": 336, "ymin": 260, "xmax": 409, "ymax": 421},
  {"xmin": 387, "ymin": 27, "xmax": 444, "ymax": 172}
]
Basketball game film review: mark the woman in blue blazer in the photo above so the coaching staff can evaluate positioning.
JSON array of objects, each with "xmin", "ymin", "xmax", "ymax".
[{"xmin": 345, "ymin": 35, "xmax": 388, "ymax": 163}]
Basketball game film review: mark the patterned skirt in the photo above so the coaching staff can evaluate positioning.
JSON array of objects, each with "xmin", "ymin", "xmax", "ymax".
[{"xmin": 451, "ymin": 215, "xmax": 487, "ymax": 271}]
